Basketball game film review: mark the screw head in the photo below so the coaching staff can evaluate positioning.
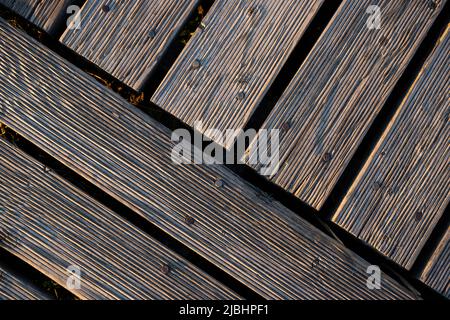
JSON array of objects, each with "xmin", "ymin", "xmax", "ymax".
[
  {"xmin": 428, "ymin": 0, "xmax": 438, "ymax": 10},
  {"xmin": 236, "ymin": 92, "xmax": 246, "ymax": 101},
  {"xmin": 215, "ymin": 179, "xmax": 224, "ymax": 188},
  {"xmin": 161, "ymin": 263, "xmax": 171, "ymax": 275},
  {"xmin": 185, "ymin": 215, "xmax": 195, "ymax": 225},
  {"xmin": 192, "ymin": 59, "xmax": 201, "ymax": 69},
  {"xmin": 148, "ymin": 29, "xmax": 156, "ymax": 39},
  {"xmin": 322, "ymin": 152, "xmax": 333, "ymax": 163},
  {"xmin": 415, "ymin": 211, "xmax": 423, "ymax": 221},
  {"xmin": 281, "ymin": 121, "xmax": 291, "ymax": 132},
  {"xmin": 372, "ymin": 181, "xmax": 382, "ymax": 190},
  {"xmin": 102, "ymin": 4, "xmax": 110, "ymax": 12},
  {"xmin": 379, "ymin": 35, "xmax": 389, "ymax": 46}
]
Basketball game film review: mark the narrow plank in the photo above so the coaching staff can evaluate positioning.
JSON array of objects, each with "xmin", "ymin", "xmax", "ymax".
[
  {"xmin": 60, "ymin": 0, "xmax": 200, "ymax": 91},
  {"xmin": 420, "ymin": 228, "xmax": 449, "ymax": 298},
  {"xmin": 0, "ymin": 265, "xmax": 49, "ymax": 300},
  {"xmin": 333, "ymin": 26, "xmax": 450, "ymax": 269},
  {"xmin": 0, "ymin": 0, "xmax": 71, "ymax": 34},
  {"xmin": 246, "ymin": 0, "xmax": 446, "ymax": 210},
  {"xmin": 0, "ymin": 139, "xmax": 238, "ymax": 300},
  {"xmin": 0, "ymin": 18, "xmax": 415, "ymax": 299},
  {"xmin": 152, "ymin": 0, "xmax": 325, "ymax": 149}
]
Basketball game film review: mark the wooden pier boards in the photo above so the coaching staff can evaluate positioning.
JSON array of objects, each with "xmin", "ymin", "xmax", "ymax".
[
  {"xmin": 0, "ymin": 18, "xmax": 415, "ymax": 299},
  {"xmin": 60, "ymin": 0, "xmax": 200, "ymax": 91},
  {"xmin": 420, "ymin": 229, "xmax": 450, "ymax": 298},
  {"xmin": 0, "ymin": 139, "xmax": 238, "ymax": 300},
  {"xmin": 246, "ymin": 0, "xmax": 446, "ymax": 210},
  {"xmin": 0, "ymin": 0, "xmax": 72, "ymax": 34},
  {"xmin": 152, "ymin": 0, "xmax": 325, "ymax": 149},
  {"xmin": 333, "ymin": 26, "xmax": 450, "ymax": 269},
  {"xmin": 0, "ymin": 266, "xmax": 49, "ymax": 300}
]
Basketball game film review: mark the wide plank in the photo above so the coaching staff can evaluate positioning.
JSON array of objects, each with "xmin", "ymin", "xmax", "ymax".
[
  {"xmin": 0, "ymin": 139, "xmax": 237, "ymax": 300},
  {"xmin": 0, "ymin": 265, "xmax": 49, "ymax": 300},
  {"xmin": 333, "ymin": 26, "xmax": 450, "ymax": 269},
  {"xmin": 246, "ymin": 0, "xmax": 446, "ymax": 209},
  {"xmin": 0, "ymin": 0, "xmax": 71, "ymax": 34},
  {"xmin": 0, "ymin": 18, "xmax": 415, "ymax": 299},
  {"xmin": 60, "ymin": 0, "xmax": 200, "ymax": 91},
  {"xmin": 152, "ymin": 0, "xmax": 325, "ymax": 149},
  {"xmin": 420, "ymin": 228, "xmax": 449, "ymax": 298}
]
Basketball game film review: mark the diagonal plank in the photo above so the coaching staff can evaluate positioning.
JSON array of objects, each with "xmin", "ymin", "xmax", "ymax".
[
  {"xmin": 0, "ymin": 0, "xmax": 72, "ymax": 34},
  {"xmin": 152, "ymin": 0, "xmax": 325, "ymax": 149},
  {"xmin": 0, "ymin": 18, "xmax": 415, "ymax": 299},
  {"xmin": 420, "ymin": 228, "xmax": 449, "ymax": 298},
  {"xmin": 0, "ymin": 265, "xmax": 50, "ymax": 300},
  {"xmin": 333, "ymin": 26, "xmax": 450, "ymax": 269},
  {"xmin": 246, "ymin": 0, "xmax": 446, "ymax": 210},
  {"xmin": 60, "ymin": 0, "xmax": 200, "ymax": 91},
  {"xmin": 0, "ymin": 139, "xmax": 238, "ymax": 300}
]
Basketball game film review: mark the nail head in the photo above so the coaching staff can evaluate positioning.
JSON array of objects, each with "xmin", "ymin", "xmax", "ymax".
[{"xmin": 161, "ymin": 263, "xmax": 171, "ymax": 275}]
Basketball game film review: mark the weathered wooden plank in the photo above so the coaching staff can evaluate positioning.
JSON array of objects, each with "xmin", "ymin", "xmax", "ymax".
[
  {"xmin": 0, "ymin": 265, "xmax": 50, "ymax": 300},
  {"xmin": 0, "ymin": 139, "xmax": 237, "ymax": 300},
  {"xmin": 246, "ymin": 0, "xmax": 446, "ymax": 210},
  {"xmin": 152, "ymin": 0, "xmax": 325, "ymax": 149},
  {"xmin": 0, "ymin": 18, "xmax": 416, "ymax": 299},
  {"xmin": 420, "ymin": 228, "xmax": 449, "ymax": 298},
  {"xmin": 333, "ymin": 26, "xmax": 450, "ymax": 269},
  {"xmin": 60, "ymin": 0, "xmax": 200, "ymax": 91},
  {"xmin": 0, "ymin": 0, "xmax": 71, "ymax": 34}
]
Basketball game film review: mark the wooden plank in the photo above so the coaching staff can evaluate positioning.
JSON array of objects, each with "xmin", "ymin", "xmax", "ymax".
[
  {"xmin": 0, "ymin": 0, "xmax": 71, "ymax": 34},
  {"xmin": 246, "ymin": 0, "xmax": 446, "ymax": 210},
  {"xmin": 420, "ymin": 228, "xmax": 449, "ymax": 298},
  {"xmin": 333, "ymin": 26, "xmax": 450, "ymax": 269},
  {"xmin": 60, "ymin": 0, "xmax": 200, "ymax": 91},
  {"xmin": 152, "ymin": 0, "xmax": 325, "ymax": 149},
  {"xmin": 0, "ymin": 139, "xmax": 238, "ymax": 300},
  {"xmin": 0, "ymin": 18, "xmax": 416, "ymax": 299},
  {"xmin": 0, "ymin": 265, "xmax": 49, "ymax": 300}
]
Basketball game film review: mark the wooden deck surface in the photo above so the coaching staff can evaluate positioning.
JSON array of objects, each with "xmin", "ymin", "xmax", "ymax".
[
  {"xmin": 0, "ymin": 265, "xmax": 49, "ymax": 300},
  {"xmin": 152, "ymin": 0, "xmax": 324, "ymax": 149},
  {"xmin": 0, "ymin": 18, "xmax": 416, "ymax": 300},
  {"xmin": 420, "ymin": 228, "xmax": 449, "ymax": 298},
  {"xmin": 246, "ymin": 0, "xmax": 446, "ymax": 210},
  {"xmin": 0, "ymin": 0, "xmax": 448, "ymax": 300},
  {"xmin": 0, "ymin": 139, "xmax": 238, "ymax": 300},
  {"xmin": 61, "ymin": 0, "xmax": 200, "ymax": 90},
  {"xmin": 333, "ymin": 26, "xmax": 449, "ymax": 269},
  {"xmin": 0, "ymin": 0, "xmax": 71, "ymax": 34}
]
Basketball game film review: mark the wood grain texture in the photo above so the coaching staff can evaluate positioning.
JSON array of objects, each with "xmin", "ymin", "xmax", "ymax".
[
  {"xmin": 152, "ymin": 0, "xmax": 324, "ymax": 149},
  {"xmin": 246, "ymin": 0, "xmax": 446, "ymax": 210},
  {"xmin": 0, "ymin": 139, "xmax": 238, "ymax": 300},
  {"xmin": 333, "ymin": 26, "xmax": 450, "ymax": 269},
  {"xmin": 60, "ymin": 0, "xmax": 200, "ymax": 91},
  {"xmin": 0, "ymin": 0, "xmax": 71, "ymax": 34},
  {"xmin": 420, "ymin": 228, "xmax": 449, "ymax": 298},
  {"xmin": 0, "ymin": 18, "xmax": 416, "ymax": 299},
  {"xmin": 0, "ymin": 265, "xmax": 49, "ymax": 300}
]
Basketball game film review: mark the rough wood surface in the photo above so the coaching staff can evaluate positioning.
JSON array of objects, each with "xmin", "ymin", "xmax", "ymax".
[
  {"xmin": 0, "ymin": 139, "xmax": 238, "ymax": 300},
  {"xmin": 420, "ymin": 228, "xmax": 449, "ymax": 298},
  {"xmin": 0, "ymin": 0, "xmax": 71, "ymax": 34},
  {"xmin": 333, "ymin": 26, "xmax": 450, "ymax": 269},
  {"xmin": 0, "ymin": 265, "xmax": 49, "ymax": 300},
  {"xmin": 0, "ymin": 18, "xmax": 416, "ymax": 299},
  {"xmin": 152, "ymin": 0, "xmax": 324, "ymax": 149},
  {"xmin": 246, "ymin": 0, "xmax": 446, "ymax": 210},
  {"xmin": 60, "ymin": 0, "xmax": 200, "ymax": 91}
]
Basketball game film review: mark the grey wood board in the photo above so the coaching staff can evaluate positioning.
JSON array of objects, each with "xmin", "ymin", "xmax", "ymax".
[
  {"xmin": 333, "ymin": 26, "xmax": 450, "ymax": 269},
  {"xmin": 0, "ymin": 18, "xmax": 416, "ymax": 300},
  {"xmin": 60, "ymin": 0, "xmax": 200, "ymax": 91},
  {"xmin": 245, "ymin": 0, "xmax": 446, "ymax": 210},
  {"xmin": 0, "ymin": 265, "xmax": 50, "ymax": 300},
  {"xmin": 152, "ymin": 0, "xmax": 325, "ymax": 149},
  {"xmin": 0, "ymin": 139, "xmax": 238, "ymax": 300},
  {"xmin": 0, "ymin": 0, "xmax": 72, "ymax": 34}
]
